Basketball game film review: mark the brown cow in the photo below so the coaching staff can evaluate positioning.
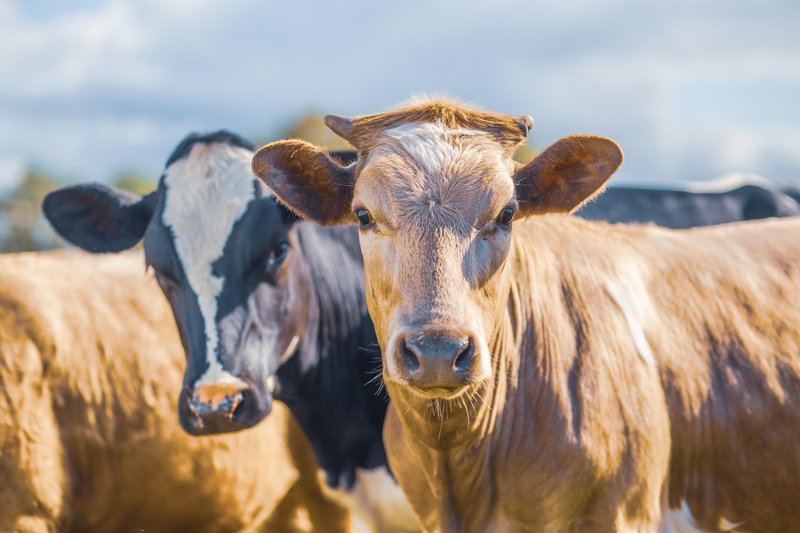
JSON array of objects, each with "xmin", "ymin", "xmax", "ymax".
[
  {"xmin": 253, "ymin": 98, "xmax": 800, "ymax": 532},
  {"xmin": 0, "ymin": 250, "xmax": 346, "ymax": 532}
]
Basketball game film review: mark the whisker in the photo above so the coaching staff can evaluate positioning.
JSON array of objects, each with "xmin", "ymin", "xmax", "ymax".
[
  {"xmin": 459, "ymin": 395, "xmax": 471, "ymax": 428},
  {"xmin": 438, "ymin": 402, "xmax": 445, "ymax": 439}
]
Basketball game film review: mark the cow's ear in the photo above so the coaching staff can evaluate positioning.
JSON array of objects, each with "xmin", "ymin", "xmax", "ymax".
[
  {"xmin": 252, "ymin": 140, "xmax": 355, "ymax": 226},
  {"xmin": 42, "ymin": 184, "xmax": 156, "ymax": 252},
  {"xmin": 514, "ymin": 135, "xmax": 622, "ymax": 216}
]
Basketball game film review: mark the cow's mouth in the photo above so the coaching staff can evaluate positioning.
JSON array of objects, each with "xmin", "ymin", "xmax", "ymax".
[{"xmin": 177, "ymin": 381, "xmax": 273, "ymax": 436}]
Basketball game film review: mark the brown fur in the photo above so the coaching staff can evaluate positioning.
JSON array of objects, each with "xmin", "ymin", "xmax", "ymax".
[
  {"xmin": 254, "ymin": 98, "xmax": 800, "ymax": 532},
  {"xmin": 325, "ymin": 98, "xmax": 531, "ymax": 153},
  {"xmin": 515, "ymin": 134, "xmax": 623, "ymax": 214},
  {"xmin": 0, "ymin": 250, "xmax": 347, "ymax": 532}
]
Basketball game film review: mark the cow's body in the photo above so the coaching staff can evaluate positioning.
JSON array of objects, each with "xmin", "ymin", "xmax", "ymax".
[
  {"xmin": 385, "ymin": 215, "xmax": 800, "ymax": 531},
  {"xmin": 0, "ymin": 250, "xmax": 336, "ymax": 532},
  {"xmin": 783, "ymin": 185, "xmax": 800, "ymax": 205},
  {"xmin": 579, "ymin": 177, "xmax": 800, "ymax": 227},
  {"xmin": 269, "ymin": 222, "xmax": 417, "ymax": 532},
  {"xmin": 253, "ymin": 98, "xmax": 800, "ymax": 532}
]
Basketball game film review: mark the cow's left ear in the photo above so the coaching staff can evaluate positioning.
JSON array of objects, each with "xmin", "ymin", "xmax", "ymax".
[
  {"xmin": 43, "ymin": 184, "xmax": 156, "ymax": 253},
  {"xmin": 252, "ymin": 140, "xmax": 356, "ymax": 226},
  {"xmin": 514, "ymin": 135, "xmax": 622, "ymax": 216}
]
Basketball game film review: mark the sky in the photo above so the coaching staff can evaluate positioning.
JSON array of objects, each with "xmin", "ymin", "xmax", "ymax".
[{"xmin": 1, "ymin": 0, "xmax": 799, "ymax": 194}]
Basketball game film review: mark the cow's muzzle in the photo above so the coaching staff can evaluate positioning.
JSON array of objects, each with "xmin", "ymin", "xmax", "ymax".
[
  {"xmin": 388, "ymin": 328, "xmax": 489, "ymax": 397},
  {"xmin": 178, "ymin": 379, "xmax": 272, "ymax": 435}
]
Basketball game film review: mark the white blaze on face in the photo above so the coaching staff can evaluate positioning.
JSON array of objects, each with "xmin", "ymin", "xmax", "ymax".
[
  {"xmin": 162, "ymin": 142, "xmax": 256, "ymax": 388},
  {"xmin": 386, "ymin": 121, "xmax": 485, "ymax": 177}
]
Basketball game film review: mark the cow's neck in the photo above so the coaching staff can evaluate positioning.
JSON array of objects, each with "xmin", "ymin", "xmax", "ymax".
[
  {"xmin": 383, "ymin": 258, "xmax": 528, "ymax": 530},
  {"xmin": 385, "ymin": 218, "xmax": 620, "ymax": 530},
  {"xmin": 276, "ymin": 223, "xmax": 388, "ymax": 485}
]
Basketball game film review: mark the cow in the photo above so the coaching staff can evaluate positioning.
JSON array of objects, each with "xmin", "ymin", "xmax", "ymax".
[
  {"xmin": 252, "ymin": 97, "xmax": 800, "ymax": 532},
  {"xmin": 579, "ymin": 174, "xmax": 800, "ymax": 228},
  {"xmin": 43, "ymin": 132, "xmax": 419, "ymax": 532},
  {"xmin": 783, "ymin": 184, "xmax": 800, "ymax": 205},
  {"xmin": 0, "ymin": 249, "xmax": 345, "ymax": 532}
]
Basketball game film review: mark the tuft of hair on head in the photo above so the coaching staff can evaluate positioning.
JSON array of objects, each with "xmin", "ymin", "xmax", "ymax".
[{"xmin": 325, "ymin": 96, "xmax": 534, "ymax": 154}]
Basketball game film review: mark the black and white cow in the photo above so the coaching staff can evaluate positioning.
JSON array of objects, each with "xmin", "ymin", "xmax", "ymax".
[
  {"xmin": 43, "ymin": 132, "xmax": 418, "ymax": 532},
  {"xmin": 578, "ymin": 174, "xmax": 800, "ymax": 228},
  {"xmin": 783, "ymin": 184, "xmax": 800, "ymax": 205}
]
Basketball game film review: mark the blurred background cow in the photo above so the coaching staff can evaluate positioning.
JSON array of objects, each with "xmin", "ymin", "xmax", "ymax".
[{"xmin": 0, "ymin": 250, "xmax": 345, "ymax": 532}]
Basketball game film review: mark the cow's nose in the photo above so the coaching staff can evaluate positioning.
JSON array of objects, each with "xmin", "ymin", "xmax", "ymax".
[
  {"xmin": 393, "ymin": 330, "xmax": 477, "ymax": 392},
  {"xmin": 189, "ymin": 382, "xmax": 246, "ymax": 417},
  {"xmin": 179, "ymin": 380, "xmax": 271, "ymax": 435}
]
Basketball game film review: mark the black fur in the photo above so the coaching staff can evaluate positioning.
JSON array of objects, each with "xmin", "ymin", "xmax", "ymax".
[
  {"xmin": 165, "ymin": 130, "xmax": 255, "ymax": 168},
  {"xmin": 276, "ymin": 223, "xmax": 385, "ymax": 488}
]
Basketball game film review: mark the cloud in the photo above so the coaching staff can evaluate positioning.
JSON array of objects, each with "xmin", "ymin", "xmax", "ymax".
[{"xmin": 1, "ymin": 0, "xmax": 798, "ymax": 185}]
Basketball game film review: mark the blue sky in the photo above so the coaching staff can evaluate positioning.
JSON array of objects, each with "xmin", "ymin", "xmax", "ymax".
[{"xmin": 1, "ymin": 0, "xmax": 798, "ymax": 193}]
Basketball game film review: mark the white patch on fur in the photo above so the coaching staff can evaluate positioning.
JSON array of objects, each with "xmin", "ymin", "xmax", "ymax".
[
  {"xmin": 603, "ymin": 273, "xmax": 656, "ymax": 367},
  {"xmin": 278, "ymin": 334, "xmax": 300, "ymax": 365},
  {"xmin": 386, "ymin": 121, "xmax": 485, "ymax": 177},
  {"xmin": 619, "ymin": 173, "xmax": 771, "ymax": 194},
  {"xmin": 718, "ymin": 516, "xmax": 744, "ymax": 531},
  {"xmin": 659, "ymin": 501, "xmax": 707, "ymax": 533},
  {"xmin": 319, "ymin": 467, "xmax": 419, "ymax": 532},
  {"xmin": 682, "ymin": 173, "xmax": 770, "ymax": 193},
  {"xmin": 658, "ymin": 500, "xmax": 744, "ymax": 533},
  {"xmin": 162, "ymin": 142, "xmax": 256, "ymax": 388}
]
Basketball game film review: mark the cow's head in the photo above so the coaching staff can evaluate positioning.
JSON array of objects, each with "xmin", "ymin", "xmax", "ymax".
[
  {"xmin": 44, "ymin": 132, "xmax": 322, "ymax": 435},
  {"xmin": 253, "ymin": 99, "xmax": 622, "ymax": 414}
]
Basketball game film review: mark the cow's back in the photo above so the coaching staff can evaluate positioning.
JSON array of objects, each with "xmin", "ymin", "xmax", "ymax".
[
  {"xmin": 507, "ymin": 216, "xmax": 800, "ymax": 531},
  {"xmin": 645, "ymin": 218, "xmax": 800, "ymax": 531},
  {"xmin": 0, "ymin": 250, "xmax": 303, "ymax": 532},
  {"xmin": 579, "ymin": 185, "xmax": 800, "ymax": 228}
]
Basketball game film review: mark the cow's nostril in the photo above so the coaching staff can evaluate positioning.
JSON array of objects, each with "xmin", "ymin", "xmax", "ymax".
[
  {"xmin": 398, "ymin": 338, "xmax": 421, "ymax": 373},
  {"xmin": 231, "ymin": 393, "xmax": 247, "ymax": 421},
  {"xmin": 453, "ymin": 338, "xmax": 474, "ymax": 373}
]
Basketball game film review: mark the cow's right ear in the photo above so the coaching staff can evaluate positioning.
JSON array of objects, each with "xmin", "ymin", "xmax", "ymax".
[
  {"xmin": 42, "ymin": 184, "xmax": 156, "ymax": 253},
  {"xmin": 252, "ymin": 140, "xmax": 356, "ymax": 226}
]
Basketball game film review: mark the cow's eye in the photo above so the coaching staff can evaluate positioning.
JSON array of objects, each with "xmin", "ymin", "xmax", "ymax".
[
  {"xmin": 355, "ymin": 208, "xmax": 374, "ymax": 229},
  {"xmin": 267, "ymin": 241, "xmax": 290, "ymax": 270},
  {"xmin": 497, "ymin": 206, "xmax": 515, "ymax": 227}
]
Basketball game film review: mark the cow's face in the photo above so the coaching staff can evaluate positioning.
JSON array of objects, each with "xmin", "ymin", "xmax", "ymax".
[
  {"xmin": 348, "ymin": 124, "xmax": 518, "ymax": 400},
  {"xmin": 148, "ymin": 141, "xmax": 310, "ymax": 434},
  {"xmin": 254, "ymin": 100, "xmax": 622, "ymax": 406},
  {"xmin": 43, "ymin": 132, "xmax": 309, "ymax": 434}
]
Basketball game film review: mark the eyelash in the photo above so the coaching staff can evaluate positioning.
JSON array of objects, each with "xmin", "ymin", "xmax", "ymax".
[
  {"xmin": 355, "ymin": 208, "xmax": 375, "ymax": 229},
  {"xmin": 497, "ymin": 206, "xmax": 515, "ymax": 227}
]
